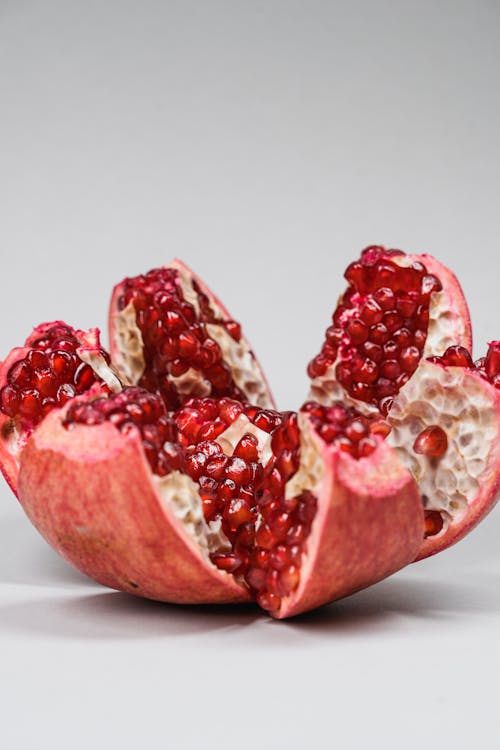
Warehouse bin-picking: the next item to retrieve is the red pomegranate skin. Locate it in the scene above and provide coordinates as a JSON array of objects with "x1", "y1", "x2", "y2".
[
  {"x1": 277, "y1": 433, "x2": 423, "y2": 618},
  {"x1": 17, "y1": 410, "x2": 249, "y2": 604}
]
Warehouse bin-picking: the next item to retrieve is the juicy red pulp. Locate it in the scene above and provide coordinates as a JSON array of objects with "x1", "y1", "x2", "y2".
[
  {"x1": 308, "y1": 246, "x2": 442, "y2": 413},
  {"x1": 64, "y1": 388, "x2": 382, "y2": 614},
  {"x1": 117, "y1": 268, "x2": 245, "y2": 410},
  {"x1": 0, "y1": 324, "x2": 107, "y2": 426}
]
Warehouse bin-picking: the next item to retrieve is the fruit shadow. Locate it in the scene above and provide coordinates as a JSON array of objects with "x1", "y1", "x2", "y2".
[
  {"x1": 288, "y1": 570, "x2": 500, "y2": 634},
  {"x1": 0, "y1": 515, "x2": 95, "y2": 589},
  {"x1": 1, "y1": 571, "x2": 498, "y2": 642}
]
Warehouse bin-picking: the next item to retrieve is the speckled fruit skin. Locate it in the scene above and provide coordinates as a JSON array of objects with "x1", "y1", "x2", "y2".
[
  {"x1": 276, "y1": 430, "x2": 424, "y2": 618},
  {"x1": 17, "y1": 406, "x2": 250, "y2": 605},
  {"x1": 16, "y1": 401, "x2": 423, "y2": 617}
]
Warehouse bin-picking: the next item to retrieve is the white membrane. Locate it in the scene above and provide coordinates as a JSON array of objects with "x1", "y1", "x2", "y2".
[{"x1": 387, "y1": 360, "x2": 497, "y2": 531}]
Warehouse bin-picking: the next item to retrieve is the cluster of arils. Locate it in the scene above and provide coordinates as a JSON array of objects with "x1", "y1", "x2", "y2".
[
  {"x1": 307, "y1": 247, "x2": 443, "y2": 413},
  {"x1": 0, "y1": 324, "x2": 105, "y2": 423},
  {"x1": 116, "y1": 267, "x2": 245, "y2": 409}
]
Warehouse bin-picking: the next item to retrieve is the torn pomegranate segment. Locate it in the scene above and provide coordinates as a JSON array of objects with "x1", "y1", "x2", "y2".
[
  {"x1": 308, "y1": 245, "x2": 472, "y2": 415},
  {"x1": 109, "y1": 260, "x2": 274, "y2": 411}
]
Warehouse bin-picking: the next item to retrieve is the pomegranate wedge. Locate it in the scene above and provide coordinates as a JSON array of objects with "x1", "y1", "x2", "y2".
[{"x1": 109, "y1": 260, "x2": 274, "y2": 410}]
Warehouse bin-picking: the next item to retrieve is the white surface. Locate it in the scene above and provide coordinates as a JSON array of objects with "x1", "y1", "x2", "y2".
[{"x1": 1, "y1": 1, "x2": 500, "y2": 747}]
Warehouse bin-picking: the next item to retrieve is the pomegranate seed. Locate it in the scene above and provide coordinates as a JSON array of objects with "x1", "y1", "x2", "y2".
[
  {"x1": 224, "y1": 457, "x2": 251, "y2": 485},
  {"x1": 345, "y1": 419, "x2": 367, "y2": 442},
  {"x1": 485, "y1": 342, "x2": 500, "y2": 378},
  {"x1": 18, "y1": 389, "x2": 41, "y2": 418},
  {"x1": 74, "y1": 363, "x2": 96, "y2": 393},
  {"x1": 27, "y1": 350, "x2": 49, "y2": 369},
  {"x1": 346, "y1": 319, "x2": 369, "y2": 345},
  {"x1": 211, "y1": 553, "x2": 241, "y2": 573},
  {"x1": 8, "y1": 360, "x2": 32, "y2": 389},
  {"x1": 413, "y1": 426, "x2": 448, "y2": 458},
  {"x1": 373, "y1": 287, "x2": 395, "y2": 311},
  {"x1": 357, "y1": 436, "x2": 377, "y2": 457},
  {"x1": 424, "y1": 510, "x2": 444, "y2": 537},
  {"x1": 223, "y1": 498, "x2": 254, "y2": 529},
  {"x1": 225, "y1": 321, "x2": 242, "y2": 341},
  {"x1": 255, "y1": 524, "x2": 275, "y2": 550},
  {"x1": 359, "y1": 299, "x2": 383, "y2": 325},
  {"x1": 379, "y1": 360, "x2": 401, "y2": 380},
  {"x1": 256, "y1": 591, "x2": 281, "y2": 612},
  {"x1": 344, "y1": 261, "x2": 367, "y2": 292},
  {"x1": 279, "y1": 565, "x2": 300, "y2": 595},
  {"x1": 246, "y1": 567, "x2": 267, "y2": 590},
  {"x1": 0, "y1": 386, "x2": 19, "y2": 417},
  {"x1": 400, "y1": 346, "x2": 421, "y2": 373}
]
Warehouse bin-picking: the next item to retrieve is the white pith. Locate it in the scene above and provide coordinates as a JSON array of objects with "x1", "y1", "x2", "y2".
[
  {"x1": 308, "y1": 254, "x2": 465, "y2": 415},
  {"x1": 387, "y1": 360, "x2": 497, "y2": 533},
  {"x1": 215, "y1": 413, "x2": 273, "y2": 465},
  {"x1": 112, "y1": 300, "x2": 146, "y2": 385},
  {"x1": 77, "y1": 349, "x2": 122, "y2": 394},
  {"x1": 112, "y1": 264, "x2": 273, "y2": 407},
  {"x1": 285, "y1": 413, "x2": 325, "y2": 500},
  {"x1": 154, "y1": 471, "x2": 230, "y2": 557}
]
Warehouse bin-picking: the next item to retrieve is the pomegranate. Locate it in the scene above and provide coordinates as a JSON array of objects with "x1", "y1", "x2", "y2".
[
  {"x1": 108, "y1": 260, "x2": 274, "y2": 410},
  {"x1": 0, "y1": 322, "x2": 121, "y2": 494},
  {"x1": 17, "y1": 388, "x2": 423, "y2": 617},
  {"x1": 306, "y1": 245, "x2": 500, "y2": 559}
]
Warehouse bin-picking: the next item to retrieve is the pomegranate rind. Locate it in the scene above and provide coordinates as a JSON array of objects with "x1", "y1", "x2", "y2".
[
  {"x1": 416, "y1": 254, "x2": 472, "y2": 357},
  {"x1": 108, "y1": 259, "x2": 275, "y2": 408},
  {"x1": 17, "y1": 408, "x2": 250, "y2": 604},
  {"x1": 388, "y1": 361, "x2": 500, "y2": 560},
  {"x1": 277, "y1": 428, "x2": 424, "y2": 619}
]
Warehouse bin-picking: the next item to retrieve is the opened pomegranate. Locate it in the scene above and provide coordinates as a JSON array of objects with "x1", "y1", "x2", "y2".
[
  {"x1": 108, "y1": 259, "x2": 274, "y2": 410},
  {"x1": 306, "y1": 245, "x2": 500, "y2": 558},
  {"x1": 17, "y1": 388, "x2": 423, "y2": 617}
]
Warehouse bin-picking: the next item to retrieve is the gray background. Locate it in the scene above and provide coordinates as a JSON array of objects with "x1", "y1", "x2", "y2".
[{"x1": 1, "y1": 1, "x2": 499, "y2": 747}]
